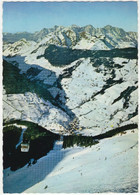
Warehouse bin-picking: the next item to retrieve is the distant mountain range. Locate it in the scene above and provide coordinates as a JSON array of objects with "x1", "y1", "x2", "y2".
[
  {"x1": 3, "y1": 25, "x2": 137, "y2": 50},
  {"x1": 3, "y1": 24, "x2": 138, "y2": 193}
]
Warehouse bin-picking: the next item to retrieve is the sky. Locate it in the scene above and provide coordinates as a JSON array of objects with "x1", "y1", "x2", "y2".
[{"x1": 3, "y1": 1, "x2": 138, "y2": 33}]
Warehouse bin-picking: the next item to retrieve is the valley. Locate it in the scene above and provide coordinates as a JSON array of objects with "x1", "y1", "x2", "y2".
[{"x1": 2, "y1": 24, "x2": 138, "y2": 193}]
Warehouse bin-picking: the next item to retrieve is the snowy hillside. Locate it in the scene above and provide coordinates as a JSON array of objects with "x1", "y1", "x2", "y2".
[
  {"x1": 3, "y1": 24, "x2": 138, "y2": 193},
  {"x1": 4, "y1": 129, "x2": 138, "y2": 193},
  {"x1": 60, "y1": 57, "x2": 138, "y2": 135},
  {"x1": 3, "y1": 47, "x2": 138, "y2": 136}
]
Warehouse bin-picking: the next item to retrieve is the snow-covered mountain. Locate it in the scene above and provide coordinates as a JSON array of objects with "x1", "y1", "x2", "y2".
[
  {"x1": 3, "y1": 46, "x2": 138, "y2": 136},
  {"x1": 3, "y1": 25, "x2": 137, "y2": 50},
  {"x1": 3, "y1": 24, "x2": 138, "y2": 193}
]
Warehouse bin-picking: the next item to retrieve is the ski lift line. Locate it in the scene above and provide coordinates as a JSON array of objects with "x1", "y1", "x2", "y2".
[
  {"x1": 3, "y1": 99, "x2": 23, "y2": 114},
  {"x1": 16, "y1": 127, "x2": 27, "y2": 149}
]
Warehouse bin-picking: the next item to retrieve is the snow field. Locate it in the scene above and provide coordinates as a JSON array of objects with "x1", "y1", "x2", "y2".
[{"x1": 3, "y1": 130, "x2": 137, "y2": 193}]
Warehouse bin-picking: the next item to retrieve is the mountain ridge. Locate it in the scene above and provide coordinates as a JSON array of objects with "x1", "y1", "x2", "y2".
[
  {"x1": 3, "y1": 24, "x2": 137, "y2": 34},
  {"x1": 3, "y1": 24, "x2": 137, "y2": 46},
  {"x1": 3, "y1": 24, "x2": 137, "y2": 59}
]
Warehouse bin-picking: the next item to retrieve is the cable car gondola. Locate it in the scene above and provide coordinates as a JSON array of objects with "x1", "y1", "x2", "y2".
[{"x1": 21, "y1": 140, "x2": 30, "y2": 152}]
